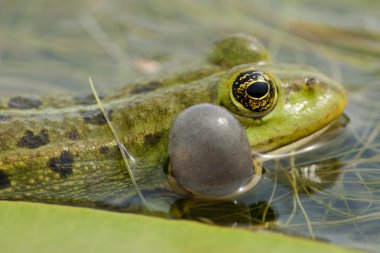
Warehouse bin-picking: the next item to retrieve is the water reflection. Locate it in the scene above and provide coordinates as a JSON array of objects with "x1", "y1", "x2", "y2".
[
  {"x1": 268, "y1": 158, "x2": 342, "y2": 194},
  {"x1": 170, "y1": 199, "x2": 276, "y2": 227}
]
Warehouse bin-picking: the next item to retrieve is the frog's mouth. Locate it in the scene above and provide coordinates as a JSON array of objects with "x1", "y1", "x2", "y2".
[{"x1": 253, "y1": 114, "x2": 349, "y2": 160}]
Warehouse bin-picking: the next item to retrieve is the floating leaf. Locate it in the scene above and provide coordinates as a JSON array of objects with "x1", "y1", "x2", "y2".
[{"x1": 0, "y1": 201, "x2": 359, "y2": 253}]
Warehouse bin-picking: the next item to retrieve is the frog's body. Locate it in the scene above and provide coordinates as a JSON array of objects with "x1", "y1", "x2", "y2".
[{"x1": 0, "y1": 35, "x2": 346, "y2": 210}]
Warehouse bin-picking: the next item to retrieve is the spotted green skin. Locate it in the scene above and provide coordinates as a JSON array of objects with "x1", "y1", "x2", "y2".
[{"x1": 0, "y1": 35, "x2": 346, "y2": 210}]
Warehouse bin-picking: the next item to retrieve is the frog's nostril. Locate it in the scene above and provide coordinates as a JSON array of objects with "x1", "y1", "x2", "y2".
[{"x1": 305, "y1": 77, "x2": 320, "y2": 87}]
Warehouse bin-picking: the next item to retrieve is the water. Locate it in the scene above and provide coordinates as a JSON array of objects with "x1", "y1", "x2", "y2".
[{"x1": 1, "y1": 0, "x2": 380, "y2": 252}]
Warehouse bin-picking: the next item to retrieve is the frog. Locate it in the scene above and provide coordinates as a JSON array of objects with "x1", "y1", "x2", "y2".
[{"x1": 0, "y1": 34, "x2": 347, "y2": 211}]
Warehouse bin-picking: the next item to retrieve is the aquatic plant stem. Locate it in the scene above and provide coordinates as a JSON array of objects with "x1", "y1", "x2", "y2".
[{"x1": 88, "y1": 76, "x2": 151, "y2": 211}]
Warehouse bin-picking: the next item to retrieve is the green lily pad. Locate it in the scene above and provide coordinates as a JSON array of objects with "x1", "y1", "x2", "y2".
[{"x1": 0, "y1": 201, "x2": 360, "y2": 253}]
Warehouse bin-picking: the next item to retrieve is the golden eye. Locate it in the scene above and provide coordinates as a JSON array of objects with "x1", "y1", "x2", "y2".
[{"x1": 229, "y1": 69, "x2": 278, "y2": 118}]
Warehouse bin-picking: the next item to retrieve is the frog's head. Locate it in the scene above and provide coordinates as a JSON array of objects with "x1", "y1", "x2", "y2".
[
  {"x1": 167, "y1": 35, "x2": 347, "y2": 199},
  {"x1": 211, "y1": 35, "x2": 347, "y2": 152}
]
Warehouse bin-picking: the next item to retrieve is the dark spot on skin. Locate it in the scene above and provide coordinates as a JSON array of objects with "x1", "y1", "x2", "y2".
[
  {"x1": 99, "y1": 145, "x2": 110, "y2": 154},
  {"x1": 17, "y1": 129, "x2": 50, "y2": 149},
  {"x1": 74, "y1": 94, "x2": 104, "y2": 105},
  {"x1": 8, "y1": 96, "x2": 42, "y2": 109},
  {"x1": 48, "y1": 150, "x2": 74, "y2": 178},
  {"x1": 0, "y1": 170, "x2": 10, "y2": 189},
  {"x1": 81, "y1": 109, "x2": 113, "y2": 125},
  {"x1": 67, "y1": 129, "x2": 79, "y2": 140},
  {"x1": 0, "y1": 114, "x2": 12, "y2": 122},
  {"x1": 144, "y1": 132, "x2": 162, "y2": 145},
  {"x1": 130, "y1": 81, "x2": 161, "y2": 95},
  {"x1": 163, "y1": 157, "x2": 170, "y2": 175}
]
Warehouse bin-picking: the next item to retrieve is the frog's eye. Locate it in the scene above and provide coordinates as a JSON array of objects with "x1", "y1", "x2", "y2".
[{"x1": 219, "y1": 68, "x2": 278, "y2": 118}]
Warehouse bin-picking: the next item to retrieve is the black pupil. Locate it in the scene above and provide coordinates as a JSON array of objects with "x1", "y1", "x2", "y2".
[{"x1": 246, "y1": 81, "x2": 269, "y2": 98}]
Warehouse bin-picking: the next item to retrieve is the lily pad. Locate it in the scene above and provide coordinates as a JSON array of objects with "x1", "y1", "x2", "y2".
[{"x1": 0, "y1": 201, "x2": 360, "y2": 253}]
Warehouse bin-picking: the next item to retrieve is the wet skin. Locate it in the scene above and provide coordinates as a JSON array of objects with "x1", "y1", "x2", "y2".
[{"x1": 0, "y1": 35, "x2": 346, "y2": 209}]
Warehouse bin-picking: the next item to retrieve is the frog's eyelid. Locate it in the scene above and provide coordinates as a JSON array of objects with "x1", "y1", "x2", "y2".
[{"x1": 88, "y1": 76, "x2": 151, "y2": 211}]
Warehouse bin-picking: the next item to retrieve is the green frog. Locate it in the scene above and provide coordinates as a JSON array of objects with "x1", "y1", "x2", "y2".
[{"x1": 0, "y1": 34, "x2": 346, "y2": 210}]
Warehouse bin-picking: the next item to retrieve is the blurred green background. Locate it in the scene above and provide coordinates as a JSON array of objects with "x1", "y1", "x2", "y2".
[{"x1": 1, "y1": 0, "x2": 379, "y2": 94}]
